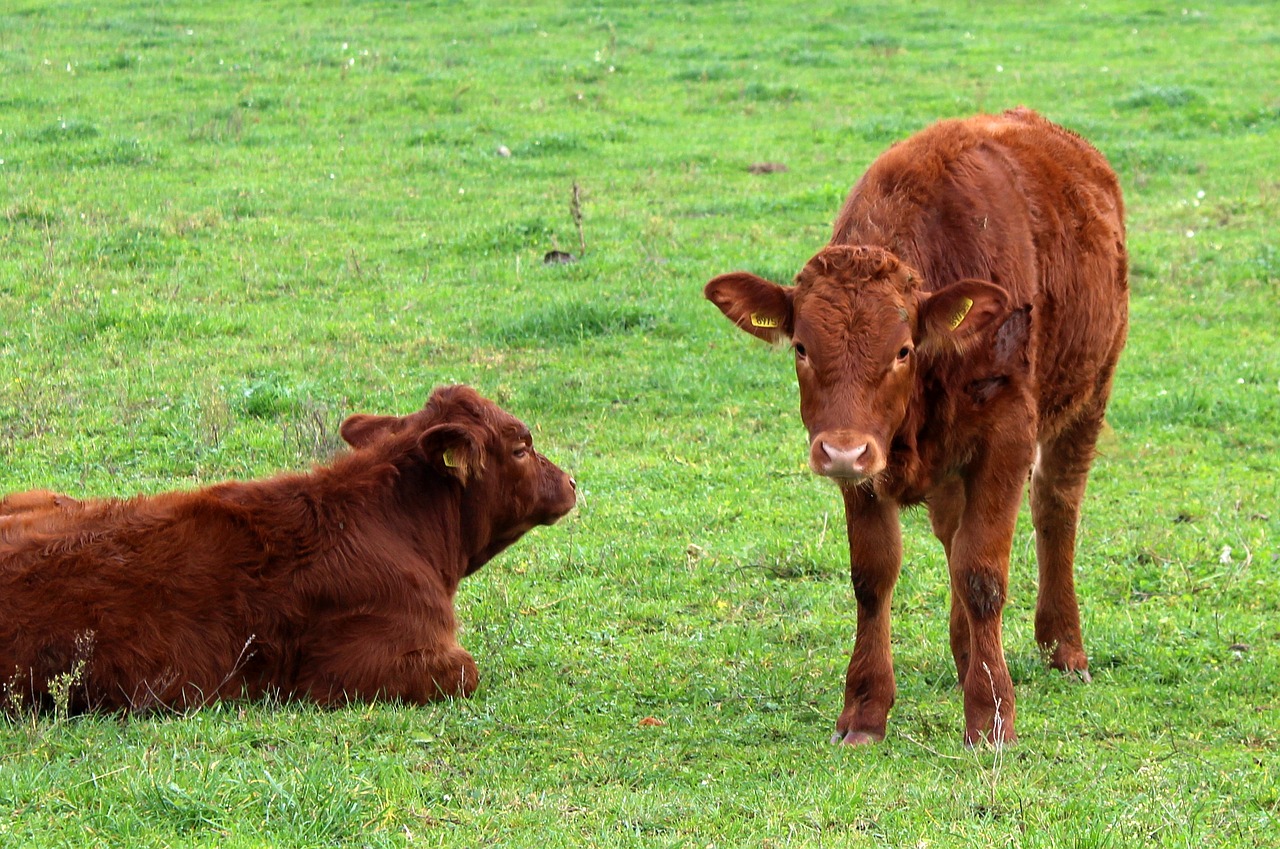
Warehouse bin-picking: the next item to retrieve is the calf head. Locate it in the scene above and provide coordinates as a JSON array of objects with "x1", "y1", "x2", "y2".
[
  {"x1": 705, "y1": 245, "x2": 1010, "y2": 485},
  {"x1": 341, "y1": 385, "x2": 577, "y2": 570}
]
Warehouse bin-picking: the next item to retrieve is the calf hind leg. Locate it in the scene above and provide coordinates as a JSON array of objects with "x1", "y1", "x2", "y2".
[
  {"x1": 1031, "y1": 414, "x2": 1106, "y2": 681},
  {"x1": 927, "y1": 479, "x2": 971, "y2": 683}
]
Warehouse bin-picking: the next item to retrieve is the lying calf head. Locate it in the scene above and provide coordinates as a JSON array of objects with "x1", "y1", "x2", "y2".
[{"x1": 340, "y1": 385, "x2": 578, "y2": 574}]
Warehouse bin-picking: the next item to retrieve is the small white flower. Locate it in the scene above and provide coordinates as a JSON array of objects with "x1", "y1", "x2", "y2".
[
  {"x1": 1185, "y1": 230, "x2": 1195, "y2": 238},
  {"x1": 1196, "y1": 189, "x2": 1205, "y2": 199},
  {"x1": 1219, "y1": 545, "x2": 1232, "y2": 565},
  {"x1": 342, "y1": 42, "x2": 349, "y2": 50},
  {"x1": 996, "y1": 65, "x2": 1004, "y2": 72},
  {"x1": 186, "y1": 29, "x2": 194, "y2": 35},
  {"x1": 329, "y1": 173, "x2": 335, "y2": 179},
  {"x1": 1237, "y1": 378, "x2": 1245, "y2": 384}
]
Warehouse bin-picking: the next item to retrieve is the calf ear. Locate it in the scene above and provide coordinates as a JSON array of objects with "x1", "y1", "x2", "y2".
[
  {"x1": 419, "y1": 424, "x2": 484, "y2": 485},
  {"x1": 339, "y1": 414, "x2": 400, "y2": 448},
  {"x1": 915, "y1": 279, "x2": 1010, "y2": 356},
  {"x1": 704, "y1": 272, "x2": 794, "y2": 344}
]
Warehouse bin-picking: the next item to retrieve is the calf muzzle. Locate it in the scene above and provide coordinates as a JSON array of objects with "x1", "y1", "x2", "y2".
[{"x1": 809, "y1": 432, "x2": 885, "y2": 482}]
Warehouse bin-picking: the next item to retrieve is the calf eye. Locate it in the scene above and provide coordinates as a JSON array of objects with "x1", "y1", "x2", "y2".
[
  {"x1": 897, "y1": 346, "x2": 911, "y2": 361},
  {"x1": 513, "y1": 446, "x2": 530, "y2": 459},
  {"x1": 794, "y1": 343, "x2": 807, "y2": 358}
]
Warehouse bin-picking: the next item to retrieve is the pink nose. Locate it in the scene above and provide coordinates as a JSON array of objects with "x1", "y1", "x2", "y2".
[{"x1": 821, "y1": 441, "x2": 868, "y2": 476}]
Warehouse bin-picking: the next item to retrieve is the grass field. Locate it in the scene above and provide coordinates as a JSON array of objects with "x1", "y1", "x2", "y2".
[{"x1": 2, "y1": 1, "x2": 1278, "y2": 846}]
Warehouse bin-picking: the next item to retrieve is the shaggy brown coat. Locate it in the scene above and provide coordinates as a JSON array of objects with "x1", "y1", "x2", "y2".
[
  {"x1": 0, "y1": 385, "x2": 576, "y2": 713},
  {"x1": 705, "y1": 108, "x2": 1128, "y2": 745}
]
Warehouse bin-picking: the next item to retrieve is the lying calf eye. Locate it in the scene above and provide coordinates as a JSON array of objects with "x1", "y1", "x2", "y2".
[
  {"x1": 513, "y1": 446, "x2": 530, "y2": 459},
  {"x1": 794, "y1": 343, "x2": 807, "y2": 358},
  {"x1": 897, "y1": 346, "x2": 911, "y2": 361}
]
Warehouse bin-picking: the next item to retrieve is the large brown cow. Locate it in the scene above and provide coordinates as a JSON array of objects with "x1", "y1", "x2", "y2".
[
  {"x1": 705, "y1": 109, "x2": 1127, "y2": 745},
  {"x1": 0, "y1": 385, "x2": 576, "y2": 713}
]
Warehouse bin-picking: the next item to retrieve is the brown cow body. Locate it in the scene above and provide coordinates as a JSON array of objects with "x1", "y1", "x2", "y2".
[
  {"x1": 0, "y1": 386, "x2": 576, "y2": 713},
  {"x1": 706, "y1": 109, "x2": 1128, "y2": 744}
]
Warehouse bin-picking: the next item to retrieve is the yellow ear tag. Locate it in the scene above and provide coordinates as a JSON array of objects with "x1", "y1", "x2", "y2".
[
  {"x1": 750, "y1": 313, "x2": 780, "y2": 329},
  {"x1": 948, "y1": 297, "x2": 974, "y2": 331},
  {"x1": 442, "y1": 449, "x2": 458, "y2": 468}
]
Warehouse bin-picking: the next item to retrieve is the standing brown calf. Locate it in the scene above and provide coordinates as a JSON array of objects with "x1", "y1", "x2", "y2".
[
  {"x1": 0, "y1": 385, "x2": 576, "y2": 713},
  {"x1": 705, "y1": 109, "x2": 1128, "y2": 744}
]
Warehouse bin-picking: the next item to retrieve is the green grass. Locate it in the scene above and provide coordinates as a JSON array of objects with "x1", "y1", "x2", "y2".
[{"x1": 2, "y1": 1, "x2": 1278, "y2": 845}]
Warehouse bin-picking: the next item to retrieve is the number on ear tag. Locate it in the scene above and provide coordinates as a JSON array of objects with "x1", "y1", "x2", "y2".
[
  {"x1": 750, "y1": 313, "x2": 780, "y2": 329},
  {"x1": 442, "y1": 449, "x2": 458, "y2": 468},
  {"x1": 948, "y1": 298, "x2": 974, "y2": 331}
]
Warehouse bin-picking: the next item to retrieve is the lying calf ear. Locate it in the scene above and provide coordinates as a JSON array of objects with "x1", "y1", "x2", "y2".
[
  {"x1": 704, "y1": 271, "x2": 794, "y2": 344},
  {"x1": 418, "y1": 424, "x2": 485, "y2": 485},
  {"x1": 915, "y1": 279, "x2": 1010, "y2": 357},
  {"x1": 339, "y1": 413, "x2": 401, "y2": 448}
]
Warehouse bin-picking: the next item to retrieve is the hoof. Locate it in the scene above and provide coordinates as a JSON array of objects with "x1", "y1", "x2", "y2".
[
  {"x1": 1046, "y1": 644, "x2": 1090, "y2": 680},
  {"x1": 831, "y1": 730, "x2": 883, "y2": 746}
]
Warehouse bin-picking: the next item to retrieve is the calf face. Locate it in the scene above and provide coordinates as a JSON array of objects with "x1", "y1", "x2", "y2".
[
  {"x1": 340, "y1": 385, "x2": 577, "y2": 573},
  {"x1": 706, "y1": 246, "x2": 1009, "y2": 483}
]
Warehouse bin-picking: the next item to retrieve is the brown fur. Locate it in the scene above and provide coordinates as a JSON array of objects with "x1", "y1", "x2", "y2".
[
  {"x1": 705, "y1": 109, "x2": 1128, "y2": 745},
  {"x1": 0, "y1": 386, "x2": 576, "y2": 713}
]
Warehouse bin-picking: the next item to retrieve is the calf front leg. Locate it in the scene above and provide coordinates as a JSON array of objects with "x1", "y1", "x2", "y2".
[
  {"x1": 404, "y1": 645, "x2": 480, "y2": 701},
  {"x1": 951, "y1": 453, "x2": 1028, "y2": 746},
  {"x1": 926, "y1": 478, "x2": 970, "y2": 683},
  {"x1": 833, "y1": 489, "x2": 901, "y2": 745},
  {"x1": 302, "y1": 607, "x2": 479, "y2": 705}
]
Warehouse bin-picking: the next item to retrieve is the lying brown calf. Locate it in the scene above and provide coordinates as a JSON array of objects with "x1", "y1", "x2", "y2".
[{"x1": 0, "y1": 385, "x2": 576, "y2": 713}]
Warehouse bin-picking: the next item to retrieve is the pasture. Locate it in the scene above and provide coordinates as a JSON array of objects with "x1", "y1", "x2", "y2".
[{"x1": 1, "y1": 1, "x2": 1277, "y2": 845}]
